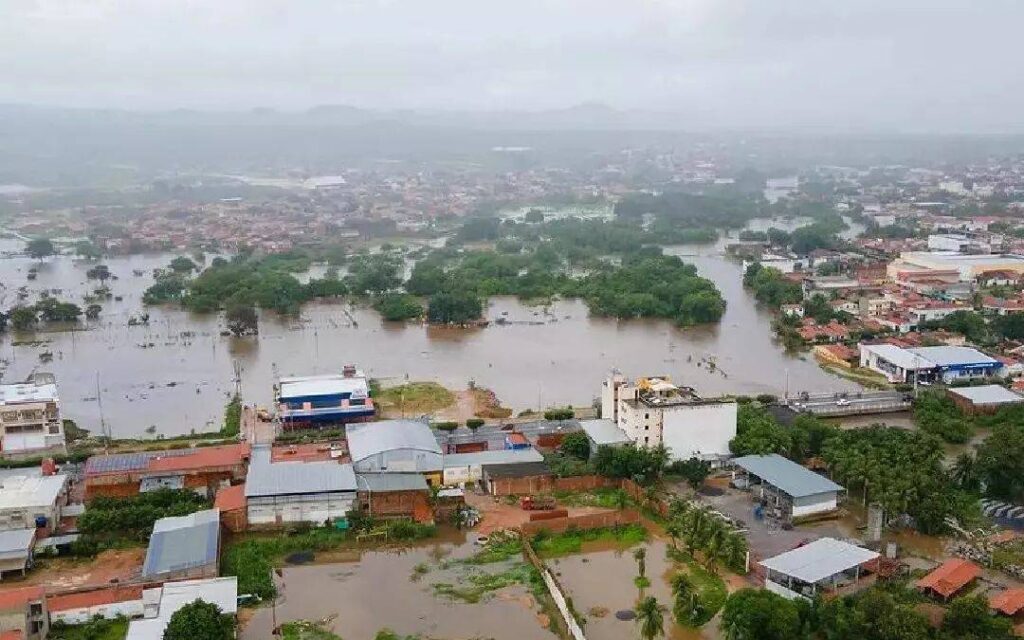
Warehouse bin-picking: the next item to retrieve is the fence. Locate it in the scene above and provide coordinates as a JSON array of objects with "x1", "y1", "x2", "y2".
[
  {"x1": 489, "y1": 474, "x2": 619, "y2": 497},
  {"x1": 520, "y1": 509, "x2": 641, "y2": 536},
  {"x1": 522, "y1": 534, "x2": 586, "y2": 640}
]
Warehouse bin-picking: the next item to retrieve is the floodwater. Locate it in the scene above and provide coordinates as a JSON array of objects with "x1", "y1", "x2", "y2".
[
  {"x1": 550, "y1": 537, "x2": 715, "y2": 640},
  {"x1": 239, "y1": 535, "x2": 553, "y2": 640},
  {"x1": 0, "y1": 224, "x2": 858, "y2": 438}
]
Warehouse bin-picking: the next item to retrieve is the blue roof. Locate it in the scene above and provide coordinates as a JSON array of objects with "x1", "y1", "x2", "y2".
[
  {"x1": 142, "y1": 509, "x2": 220, "y2": 578},
  {"x1": 733, "y1": 454, "x2": 844, "y2": 498}
]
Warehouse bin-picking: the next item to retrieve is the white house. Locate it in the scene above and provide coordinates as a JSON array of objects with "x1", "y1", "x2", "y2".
[{"x1": 0, "y1": 376, "x2": 65, "y2": 454}]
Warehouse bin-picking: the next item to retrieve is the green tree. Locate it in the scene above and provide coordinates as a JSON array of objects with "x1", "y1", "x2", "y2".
[
  {"x1": 558, "y1": 432, "x2": 591, "y2": 460},
  {"x1": 524, "y1": 209, "x2": 545, "y2": 223},
  {"x1": 992, "y1": 312, "x2": 1024, "y2": 340},
  {"x1": 346, "y1": 253, "x2": 404, "y2": 295},
  {"x1": 721, "y1": 589, "x2": 802, "y2": 640},
  {"x1": 373, "y1": 293, "x2": 423, "y2": 321},
  {"x1": 85, "y1": 304, "x2": 102, "y2": 320},
  {"x1": 26, "y1": 238, "x2": 55, "y2": 260},
  {"x1": 9, "y1": 306, "x2": 37, "y2": 330},
  {"x1": 85, "y1": 264, "x2": 112, "y2": 281},
  {"x1": 169, "y1": 256, "x2": 199, "y2": 274},
  {"x1": 427, "y1": 291, "x2": 483, "y2": 324},
  {"x1": 225, "y1": 303, "x2": 258, "y2": 336},
  {"x1": 672, "y1": 457, "x2": 711, "y2": 491},
  {"x1": 633, "y1": 546, "x2": 647, "y2": 579},
  {"x1": 35, "y1": 298, "x2": 82, "y2": 322},
  {"x1": 74, "y1": 240, "x2": 102, "y2": 259},
  {"x1": 163, "y1": 600, "x2": 234, "y2": 640},
  {"x1": 977, "y1": 421, "x2": 1024, "y2": 501},
  {"x1": 635, "y1": 596, "x2": 666, "y2": 640},
  {"x1": 671, "y1": 573, "x2": 700, "y2": 626},
  {"x1": 940, "y1": 595, "x2": 1013, "y2": 640},
  {"x1": 730, "y1": 404, "x2": 792, "y2": 456}
]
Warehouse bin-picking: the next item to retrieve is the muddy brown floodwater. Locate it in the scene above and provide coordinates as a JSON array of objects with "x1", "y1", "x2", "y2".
[
  {"x1": 239, "y1": 535, "x2": 554, "y2": 640},
  {"x1": 0, "y1": 227, "x2": 859, "y2": 438}
]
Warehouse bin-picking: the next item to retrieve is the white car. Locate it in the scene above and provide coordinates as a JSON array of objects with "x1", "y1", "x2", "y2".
[{"x1": 835, "y1": 398, "x2": 851, "y2": 407}]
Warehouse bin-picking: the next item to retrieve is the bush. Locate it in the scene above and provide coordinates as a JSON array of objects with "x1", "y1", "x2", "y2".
[
  {"x1": 79, "y1": 489, "x2": 212, "y2": 541},
  {"x1": 558, "y1": 432, "x2": 591, "y2": 460},
  {"x1": 465, "y1": 418, "x2": 485, "y2": 429},
  {"x1": 433, "y1": 421, "x2": 459, "y2": 432},
  {"x1": 543, "y1": 407, "x2": 575, "y2": 420}
]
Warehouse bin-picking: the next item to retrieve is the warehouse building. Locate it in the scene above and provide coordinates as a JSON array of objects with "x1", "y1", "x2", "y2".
[
  {"x1": 346, "y1": 420, "x2": 443, "y2": 483},
  {"x1": 733, "y1": 454, "x2": 845, "y2": 521},
  {"x1": 142, "y1": 508, "x2": 220, "y2": 582},
  {"x1": 947, "y1": 385, "x2": 1024, "y2": 415},
  {"x1": 859, "y1": 344, "x2": 1000, "y2": 384},
  {"x1": 245, "y1": 446, "x2": 357, "y2": 527}
]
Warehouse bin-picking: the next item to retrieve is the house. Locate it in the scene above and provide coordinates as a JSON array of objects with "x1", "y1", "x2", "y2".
[
  {"x1": 916, "y1": 559, "x2": 981, "y2": 601},
  {"x1": 355, "y1": 473, "x2": 432, "y2": 522},
  {"x1": 0, "y1": 474, "x2": 69, "y2": 533},
  {"x1": 732, "y1": 454, "x2": 845, "y2": 521},
  {"x1": 441, "y1": 448, "x2": 545, "y2": 486},
  {"x1": 780, "y1": 304, "x2": 803, "y2": 318},
  {"x1": 244, "y1": 446, "x2": 356, "y2": 527},
  {"x1": 0, "y1": 587, "x2": 46, "y2": 640},
  {"x1": 797, "y1": 320, "x2": 850, "y2": 343},
  {"x1": 275, "y1": 366, "x2": 375, "y2": 426},
  {"x1": 0, "y1": 530, "x2": 36, "y2": 580},
  {"x1": 760, "y1": 538, "x2": 879, "y2": 601},
  {"x1": 142, "y1": 509, "x2": 220, "y2": 582},
  {"x1": 579, "y1": 419, "x2": 631, "y2": 456},
  {"x1": 946, "y1": 385, "x2": 1024, "y2": 415},
  {"x1": 47, "y1": 586, "x2": 144, "y2": 625},
  {"x1": 982, "y1": 296, "x2": 1024, "y2": 315},
  {"x1": 989, "y1": 588, "x2": 1024, "y2": 618},
  {"x1": 0, "y1": 375, "x2": 65, "y2": 455},
  {"x1": 482, "y1": 461, "x2": 554, "y2": 496},
  {"x1": 126, "y1": 577, "x2": 237, "y2": 640},
  {"x1": 213, "y1": 484, "x2": 247, "y2": 533},
  {"x1": 346, "y1": 420, "x2": 444, "y2": 484},
  {"x1": 84, "y1": 443, "x2": 250, "y2": 499},
  {"x1": 601, "y1": 372, "x2": 736, "y2": 464}
]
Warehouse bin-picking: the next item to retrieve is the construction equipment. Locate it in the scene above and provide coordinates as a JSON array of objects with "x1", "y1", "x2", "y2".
[{"x1": 520, "y1": 495, "x2": 556, "y2": 511}]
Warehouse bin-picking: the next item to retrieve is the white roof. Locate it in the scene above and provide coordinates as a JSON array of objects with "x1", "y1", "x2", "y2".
[
  {"x1": 0, "y1": 528, "x2": 35, "y2": 559},
  {"x1": 907, "y1": 346, "x2": 998, "y2": 367},
  {"x1": 0, "y1": 382, "x2": 58, "y2": 404},
  {"x1": 127, "y1": 577, "x2": 237, "y2": 640},
  {"x1": 760, "y1": 538, "x2": 879, "y2": 584},
  {"x1": 580, "y1": 419, "x2": 631, "y2": 446},
  {"x1": 278, "y1": 373, "x2": 368, "y2": 399},
  {"x1": 442, "y1": 448, "x2": 544, "y2": 468},
  {"x1": 346, "y1": 420, "x2": 442, "y2": 463},
  {"x1": 0, "y1": 474, "x2": 67, "y2": 510},
  {"x1": 860, "y1": 343, "x2": 934, "y2": 371},
  {"x1": 948, "y1": 385, "x2": 1024, "y2": 405}
]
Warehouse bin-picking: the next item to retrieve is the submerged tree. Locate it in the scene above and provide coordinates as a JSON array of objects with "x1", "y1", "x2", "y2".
[{"x1": 635, "y1": 596, "x2": 667, "y2": 640}]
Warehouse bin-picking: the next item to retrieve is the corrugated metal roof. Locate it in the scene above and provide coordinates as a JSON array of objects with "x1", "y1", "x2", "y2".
[
  {"x1": 346, "y1": 420, "x2": 442, "y2": 463},
  {"x1": 142, "y1": 509, "x2": 220, "y2": 579},
  {"x1": 482, "y1": 461, "x2": 551, "y2": 479},
  {"x1": 733, "y1": 454, "x2": 843, "y2": 498},
  {"x1": 443, "y1": 448, "x2": 543, "y2": 468},
  {"x1": 355, "y1": 473, "x2": 428, "y2": 492},
  {"x1": 0, "y1": 529, "x2": 34, "y2": 558},
  {"x1": 861, "y1": 343, "x2": 935, "y2": 371},
  {"x1": 580, "y1": 419, "x2": 631, "y2": 445},
  {"x1": 245, "y1": 446, "x2": 357, "y2": 497},
  {"x1": 948, "y1": 385, "x2": 1024, "y2": 405},
  {"x1": 907, "y1": 345, "x2": 998, "y2": 367},
  {"x1": 85, "y1": 449, "x2": 194, "y2": 475},
  {"x1": 279, "y1": 374, "x2": 368, "y2": 400},
  {"x1": 760, "y1": 538, "x2": 879, "y2": 583},
  {"x1": 0, "y1": 474, "x2": 67, "y2": 510}
]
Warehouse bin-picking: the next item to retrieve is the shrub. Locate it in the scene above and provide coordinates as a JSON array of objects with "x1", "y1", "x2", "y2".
[{"x1": 466, "y1": 418, "x2": 485, "y2": 429}]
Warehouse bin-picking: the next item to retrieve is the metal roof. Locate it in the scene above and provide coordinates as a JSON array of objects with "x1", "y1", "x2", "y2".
[
  {"x1": 245, "y1": 446, "x2": 357, "y2": 497},
  {"x1": 0, "y1": 474, "x2": 67, "y2": 509},
  {"x1": 85, "y1": 449, "x2": 194, "y2": 475},
  {"x1": 0, "y1": 382, "x2": 58, "y2": 404},
  {"x1": 0, "y1": 529, "x2": 35, "y2": 560},
  {"x1": 580, "y1": 419, "x2": 631, "y2": 446},
  {"x1": 860, "y1": 343, "x2": 936, "y2": 371},
  {"x1": 346, "y1": 420, "x2": 442, "y2": 463},
  {"x1": 907, "y1": 345, "x2": 998, "y2": 367},
  {"x1": 278, "y1": 373, "x2": 368, "y2": 400},
  {"x1": 482, "y1": 461, "x2": 551, "y2": 479},
  {"x1": 948, "y1": 385, "x2": 1024, "y2": 405},
  {"x1": 127, "y1": 577, "x2": 237, "y2": 640},
  {"x1": 760, "y1": 537, "x2": 879, "y2": 583},
  {"x1": 355, "y1": 473, "x2": 428, "y2": 492},
  {"x1": 443, "y1": 448, "x2": 544, "y2": 468},
  {"x1": 733, "y1": 454, "x2": 843, "y2": 498},
  {"x1": 142, "y1": 509, "x2": 220, "y2": 579}
]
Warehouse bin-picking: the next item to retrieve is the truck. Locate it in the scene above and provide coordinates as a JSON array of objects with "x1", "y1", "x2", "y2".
[{"x1": 519, "y1": 495, "x2": 556, "y2": 511}]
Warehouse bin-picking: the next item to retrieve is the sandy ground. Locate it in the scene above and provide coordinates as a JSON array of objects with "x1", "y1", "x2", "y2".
[
  {"x1": 464, "y1": 490, "x2": 616, "y2": 535},
  {"x1": 0, "y1": 548, "x2": 144, "y2": 592}
]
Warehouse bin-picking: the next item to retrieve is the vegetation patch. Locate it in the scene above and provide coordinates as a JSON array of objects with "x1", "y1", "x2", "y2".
[
  {"x1": 552, "y1": 487, "x2": 632, "y2": 510},
  {"x1": 530, "y1": 523, "x2": 648, "y2": 558},
  {"x1": 374, "y1": 382, "x2": 455, "y2": 415},
  {"x1": 49, "y1": 616, "x2": 129, "y2": 640},
  {"x1": 667, "y1": 548, "x2": 728, "y2": 627},
  {"x1": 280, "y1": 620, "x2": 343, "y2": 640},
  {"x1": 78, "y1": 488, "x2": 211, "y2": 542},
  {"x1": 432, "y1": 562, "x2": 535, "y2": 604},
  {"x1": 464, "y1": 534, "x2": 523, "y2": 564}
]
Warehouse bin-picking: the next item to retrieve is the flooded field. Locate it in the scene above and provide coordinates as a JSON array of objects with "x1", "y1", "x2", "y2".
[
  {"x1": 240, "y1": 535, "x2": 553, "y2": 640},
  {"x1": 0, "y1": 225, "x2": 858, "y2": 438},
  {"x1": 551, "y1": 537, "x2": 716, "y2": 640}
]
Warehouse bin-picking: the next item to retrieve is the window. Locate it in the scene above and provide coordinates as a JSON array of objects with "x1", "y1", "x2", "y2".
[
  {"x1": 644, "y1": 425, "x2": 649, "y2": 431},
  {"x1": 644, "y1": 413, "x2": 649, "y2": 419},
  {"x1": 644, "y1": 437, "x2": 649, "y2": 445}
]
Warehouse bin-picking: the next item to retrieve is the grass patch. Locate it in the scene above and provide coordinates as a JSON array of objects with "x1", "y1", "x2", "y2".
[
  {"x1": 667, "y1": 548, "x2": 728, "y2": 627},
  {"x1": 281, "y1": 620, "x2": 343, "y2": 640},
  {"x1": 530, "y1": 523, "x2": 648, "y2": 558},
  {"x1": 49, "y1": 616, "x2": 129, "y2": 640},
  {"x1": 375, "y1": 382, "x2": 455, "y2": 415},
  {"x1": 432, "y1": 563, "x2": 534, "y2": 603},
  {"x1": 553, "y1": 487, "x2": 631, "y2": 509},
  {"x1": 464, "y1": 535, "x2": 523, "y2": 564}
]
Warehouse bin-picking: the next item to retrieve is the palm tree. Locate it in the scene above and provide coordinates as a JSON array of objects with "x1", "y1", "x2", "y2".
[
  {"x1": 704, "y1": 524, "x2": 726, "y2": 573},
  {"x1": 668, "y1": 497, "x2": 690, "y2": 520},
  {"x1": 720, "y1": 531, "x2": 748, "y2": 573},
  {"x1": 670, "y1": 573, "x2": 696, "y2": 624},
  {"x1": 635, "y1": 596, "x2": 666, "y2": 640},
  {"x1": 665, "y1": 521, "x2": 683, "y2": 550},
  {"x1": 633, "y1": 546, "x2": 647, "y2": 579},
  {"x1": 952, "y1": 452, "x2": 979, "y2": 492}
]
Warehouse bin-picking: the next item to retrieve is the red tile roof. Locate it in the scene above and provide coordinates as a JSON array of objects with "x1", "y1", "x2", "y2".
[
  {"x1": 214, "y1": 484, "x2": 247, "y2": 512},
  {"x1": 0, "y1": 586, "x2": 44, "y2": 611},
  {"x1": 916, "y1": 559, "x2": 981, "y2": 599},
  {"x1": 990, "y1": 589, "x2": 1024, "y2": 616},
  {"x1": 146, "y1": 443, "x2": 249, "y2": 473},
  {"x1": 47, "y1": 586, "x2": 143, "y2": 612}
]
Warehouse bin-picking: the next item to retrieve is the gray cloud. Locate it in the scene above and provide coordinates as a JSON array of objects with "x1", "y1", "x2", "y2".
[{"x1": 0, "y1": 0, "x2": 1020, "y2": 132}]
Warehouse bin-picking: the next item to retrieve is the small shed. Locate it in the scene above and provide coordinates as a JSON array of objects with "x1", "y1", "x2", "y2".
[
  {"x1": 733, "y1": 454, "x2": 844, "y2": 520},
  {"x1": 0, "y1": 529, "x2": 36, "y2": 580},
  {"x1": 579, "y1": 419, "x2": 630, "y2": 456},
  {"x1": 760, "y1": 537, "x2": 879, "y2": 600},
  {"x1": 916, "y1": 558, "x2": 981, "y2": 601},
  {"x1": 482, "y1": 461, "x2": 553, "y2": 496},
  {"x1": 946, "y1": 385, "x2": 1024, "y2": 415},
  {"x1": 355, "y1": 473, "x2": 431, "y2": 522},
  {"x1": 142, "y1": 509, "x2": 220, "y2": 581}
]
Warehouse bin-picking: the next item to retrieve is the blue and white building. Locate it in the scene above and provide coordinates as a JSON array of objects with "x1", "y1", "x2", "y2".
[
  {"x1": 859, "y1": 344, "x2": 1000, "y2": 383},
  {"x1": 275, "y1": 366, "x2": 375, "y2": 426}
]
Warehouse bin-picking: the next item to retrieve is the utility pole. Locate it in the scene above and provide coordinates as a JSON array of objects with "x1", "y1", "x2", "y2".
[{"x1": 96, "y1": 373, "x2": 108, "y2": 453}]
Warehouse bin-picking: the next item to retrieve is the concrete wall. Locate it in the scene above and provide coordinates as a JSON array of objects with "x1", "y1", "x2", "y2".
[
  {"x1": 791, "y1": 493, "x2": 838, "y2": 518},
  {"x1": 247, "y1": 492, "x2": 355, "y2": 526},
  {"x1": 520, "y1": 510, "x2": 640, "y2": 536},
  {"x1": 662, "y1": 402, "x2": 737, "y2": 461},
  {"x1": 51, "y1": 600, "x2": 144, "y2": 625}
]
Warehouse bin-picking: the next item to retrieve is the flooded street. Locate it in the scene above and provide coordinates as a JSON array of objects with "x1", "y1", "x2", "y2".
[
  {"x1": 0, "y1": 227, "x2": 858, "y2": 438},
  {"x1": 240, "y1": 535, "x2": 553, "y2": 640}
]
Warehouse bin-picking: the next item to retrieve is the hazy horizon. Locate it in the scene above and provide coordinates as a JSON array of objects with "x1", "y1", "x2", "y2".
[{"x1": 2, "y1": 1, "x2": 1023, "y2": 134}]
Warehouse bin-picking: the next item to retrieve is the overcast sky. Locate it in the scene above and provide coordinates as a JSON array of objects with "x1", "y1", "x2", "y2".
[{"x1": 1, "y1": 0, "x2": 1021, "y2": 132}]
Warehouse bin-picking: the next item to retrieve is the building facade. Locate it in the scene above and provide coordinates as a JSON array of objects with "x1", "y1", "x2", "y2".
[
  {"x1": 0, "y1": 376, "x2": 65, "y2": 455},
  {"x1": 275, "y1": 366, "x2": 375, "y2": 426}
]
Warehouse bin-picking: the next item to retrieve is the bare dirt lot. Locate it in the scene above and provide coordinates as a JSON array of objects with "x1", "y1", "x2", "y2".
[
  {"x1": 465, "y1": 490, "x2": 616, "y2": 534},
  {"x1": 0, "y1": 548, "x2": 145, "y2": 593}
]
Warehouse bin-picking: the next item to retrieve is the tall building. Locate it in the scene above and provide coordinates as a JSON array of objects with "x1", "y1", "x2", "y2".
[
  {"x1": 0, "y1": 374, "x2": 65, "y2": 455},
  {"x1": 601, "y1": 371, "x2": 736, "y2": 464}
]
